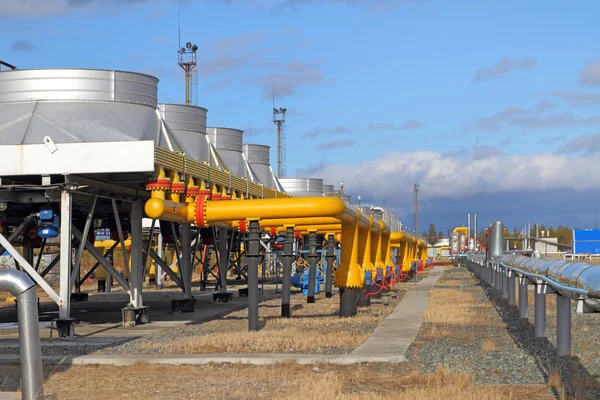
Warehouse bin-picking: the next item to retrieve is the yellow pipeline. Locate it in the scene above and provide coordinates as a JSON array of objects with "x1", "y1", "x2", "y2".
[
  {"x1": 335, "y1": 207, "x2": 363, "y2": 288},
  {"x1": 361, "y1": 215, "x2": 375, "y2": 278},
  {"x1": 453, "y1": 226, "x2": 468, "y2": 236},
  {"x1": 267, "y1": 224, "x2": 342, "y2": 235}
]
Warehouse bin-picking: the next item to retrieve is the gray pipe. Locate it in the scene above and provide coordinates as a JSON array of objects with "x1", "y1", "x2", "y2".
[{"x1": 1, "y1": 269, "x2": 44, "y2": 399}]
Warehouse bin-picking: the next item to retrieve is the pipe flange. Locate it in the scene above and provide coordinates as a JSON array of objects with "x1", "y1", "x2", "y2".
[
  {"x1": 196, "y1": 195, "x2": 208, "y2": 228},
  {"x1": 145, "y1": 178, "x2": 172, "y2": 191},
  {"x1": 170, "y1": 182, "x2": 186, "y2": 194}
]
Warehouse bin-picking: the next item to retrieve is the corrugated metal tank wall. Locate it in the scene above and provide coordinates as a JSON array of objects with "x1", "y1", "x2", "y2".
[
  {"x1": 279, "y1": 178, "x2": 324, "y2": 197},
  {"x1": 243, "y1": 144, "x2": 283, "y2": 191},
  {"x1": 0, "y1": 68, "x2": 187, "y2": 153},
  {"x1": 207, "y1": 127, "x2": 256, "y2": 182},
  {"x1": 158, "y1": 104, "x2": 210, "y2": 162}
]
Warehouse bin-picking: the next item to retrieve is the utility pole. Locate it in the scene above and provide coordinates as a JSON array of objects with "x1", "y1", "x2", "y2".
[
  {"x1": 413, "y1": 184, "x2": 419, "y2": 237},
  {"x1": 178, "y1": 42, "x2": 198, "y2": 105}
]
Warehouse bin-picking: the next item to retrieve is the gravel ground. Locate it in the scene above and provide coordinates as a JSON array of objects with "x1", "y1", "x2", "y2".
[
  {"x1": 94, "y1": 274, "x2": 423, "y2": 356},
  {"x1": 408, "y1": 263, "x2": 600, "y2": 399}
]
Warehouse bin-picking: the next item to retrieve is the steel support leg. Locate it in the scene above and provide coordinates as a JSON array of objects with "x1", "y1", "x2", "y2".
[
  {"x1": 325, "y1": 234, "x2": 335, "y2": 298},
  {"x1": 507, "y1": 270, "x2": 516, "y2": 306},
  {"x1": 340, "y1": 287, "x2": 359, "y2": 317},
  {"x1": 246, "y1": 220, "x2": 261, "y2": 331},
  {"x1": 502, "y1": 269, "x2": 509, "y2": 299},
  {"x1": 519, "y1": 279, "x2": 529, "y2": 319},
  {"x1": 129, "y1": 201, "x2": 143, "y2": 308},
  {"x1": 306, "y1": 231, "x2": 318, "y2": 304},
  {"x1": 534, "y1": 284, "x2": 547, "y2": 338},
  {"x1": 156, "y1": 233, "x2": 163, "y2": 289},
  {"x1": 181, "y1": 224, "x2": 192, "y2": 299},
  {"x1": 218, "y1": 228, "x2": 229, "y2": 294},
  {"x1": 281, "y1": 227, "x2": 294, "y2": 317},
  {"x1": 556, "y1": 294, "x2": 571, "y2": 357},
  {"x1": 59, "y1": 190, "x2": 72, "y2": 320}
]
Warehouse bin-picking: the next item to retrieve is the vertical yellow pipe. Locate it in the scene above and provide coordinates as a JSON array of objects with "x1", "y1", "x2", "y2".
[{"x1": 334, "y1": 210, "x2": 364, "y2": 288}]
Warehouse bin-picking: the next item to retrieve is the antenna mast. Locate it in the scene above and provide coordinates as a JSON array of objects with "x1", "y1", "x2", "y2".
[
  {"x1": 272, "y1": 85, "x2": 287, "y2": 178},
  {"x1": 178, "y1": 41, "x2": 197, "y2": 105}
]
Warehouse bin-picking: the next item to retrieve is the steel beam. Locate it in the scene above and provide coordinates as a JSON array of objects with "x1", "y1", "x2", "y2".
[
  {"x1": 111, "y1": 199, "x2": 130, "y2": 278},
  {"x1": 129, "y1": 201, "x2": 143, "y2": 308},
  {"x1": 149, "y1": 249, "x2": 184, "y2": 289},
  {"x1": 59, "y1": 189, "x2": 73, "y2": 319},
  {"x1": 71, "y1": 196, "x2": 97, "y2": 292},
  {"x1": 72, "y1": 227, "x2": 130, "y2": 292},
  {"x1": 218, "y1": 228, "x2": 229, "y2": 294}
]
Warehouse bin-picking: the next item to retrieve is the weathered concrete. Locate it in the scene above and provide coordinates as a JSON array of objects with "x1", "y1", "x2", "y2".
[
  {"x1": 0, "y1": 392, "x2": 17, "y2": 400},
  {"x1": 351, "y1": 265, "x2": 444, "y2": 358}
]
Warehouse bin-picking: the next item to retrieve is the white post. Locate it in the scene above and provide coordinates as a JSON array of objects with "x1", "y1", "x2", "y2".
[
  {"x1": 129, "y1": 201, "x2": 143, "y2": 308},
  {"x1": 59, "y1": 189, "x2": 72, "y2": 319}
]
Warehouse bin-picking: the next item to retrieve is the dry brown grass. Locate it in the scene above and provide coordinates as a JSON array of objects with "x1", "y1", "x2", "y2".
[
  {"x1": 134, "y1": 285, "x2": 410, "y2": 355},
  {"x1": 27, "y1": 362, "x2": 552, "y2": 400},
  {"x1": 481, "y1": 339, "x2": 500, "y2": 352}
]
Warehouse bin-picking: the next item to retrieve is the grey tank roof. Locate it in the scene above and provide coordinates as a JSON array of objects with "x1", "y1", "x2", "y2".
[{"x1": 0, "y1": 68, "x2": 186, "y2": 153}]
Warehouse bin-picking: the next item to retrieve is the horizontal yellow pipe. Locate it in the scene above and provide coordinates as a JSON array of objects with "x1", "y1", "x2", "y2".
[
  {"x1": 453, "y1": 227, "x2": 467, "y2": 235},
  {"x1": 233, "y1": 217, "x2": 340, "y2": 228},
  {"x1": 204, "y1": 197, "x2": 351, "y2": 223}
]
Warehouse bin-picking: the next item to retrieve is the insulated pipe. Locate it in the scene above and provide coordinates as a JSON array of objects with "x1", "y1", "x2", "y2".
[
  {"x1": 0, "y1": 269, "x2": 44, "y2": 399},
  {"x1": 306, "y1": 230, "x2": 318, "y2": 304},
  {"x1": 281, "y1": 226, "x2": 294, "y2": 317}
]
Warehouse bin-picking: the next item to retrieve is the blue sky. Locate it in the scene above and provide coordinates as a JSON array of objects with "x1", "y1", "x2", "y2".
[{"x1": 2, "y1": 0, "x2": 600, "y2": 233}]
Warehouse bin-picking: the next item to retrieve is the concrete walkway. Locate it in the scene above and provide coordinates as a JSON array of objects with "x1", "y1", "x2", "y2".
[
  {"x1": 0, "y1": 266, "x2": 445, "y2": 367},
  {"x1": 351, "y1": 265, "x2": 444, "y2": 361}
]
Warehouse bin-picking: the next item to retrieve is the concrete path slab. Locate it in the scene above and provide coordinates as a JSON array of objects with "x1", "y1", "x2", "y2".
[
  {"x1": 350, "y1": 265, "x2": 444, "y2": 360},
  {"x1": 0, "y1": 267, "x2": 445, "y2": 367},
  {"x1": 0, "y1": 392, "x2": 16, "y2": 400}
]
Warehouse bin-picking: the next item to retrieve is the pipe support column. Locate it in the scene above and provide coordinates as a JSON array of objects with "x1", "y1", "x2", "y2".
[
  {"x1": 325, "y1": 234, "x2": 335, "y2": 298},
  {"x1": 306, "y1": 231, "x2": 318, "y2": 304},
  {"x1": 246, "y1": 220, "x2": 261, "y2": 331},
  {"x1": 534, "y1": 283, "x2": 547, "y2": 338},
  {"x1": 519, "y1": 278, "x2": 529, "y2": 319},
  {"x1": 281, "y1": 227, "x2": 294, "y2": 317},
  {"x1": 556, "y1": 294, "x2": 572, "y2": 357}
]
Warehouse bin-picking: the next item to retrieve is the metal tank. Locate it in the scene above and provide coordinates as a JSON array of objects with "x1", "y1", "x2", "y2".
[
  {"x1": 207, "y1": 127, "x2": 256, "y2": 181},
  {"x1": 159, "y1": 104, "x2": 213, "y2": 163},
  {"x1": 0, "y1": 68, "x2": 188, "y2": 153},
  {"x1": 450, "y1": 233, "x2": 459, "y2": 256},
  {"x1": 279, "y1": 178, "x2": 323, "y2": 197},
  {"x1": 322, "y1": 184, "x2": 335, "y2": 196},
  {"x1": 343, "y1": 195, "x2": 351, "y2": 203},
  {"x1": 243, "y1": 144, "x2": 284, "y2": 191},
  {"x1": 458, "y1": 234, "x2": 467, "y2": 251}
]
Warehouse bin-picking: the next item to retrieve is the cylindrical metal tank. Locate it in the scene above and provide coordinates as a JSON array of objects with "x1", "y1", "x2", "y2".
[
  {"x1": 279, "y1": 178, "x2": 323, "y2": 197},
  {"x1": 450, "y1": 233, "x2": 459, "y2": 256},
  {"x1": 322, "y1": 184, "x2": 334, "y2": 196},
  {"x1": 458, "y1": 234, "x2": 467, "y2": 251},
  {"x1": 207, "y1": 127, "x2": 255, "y2": 181},
  {"x1": 0, "y1": 68, "x2": 164, "y2": 146},
  {"x1": 243, "y1": 144, "x2": 283, "y2": 190},
  {"x1": 0, "y1": 68, "x2": 158, "y2": 105},
  {"x1": 159, "y1": 104, "x2": 209, "y2": 162}
]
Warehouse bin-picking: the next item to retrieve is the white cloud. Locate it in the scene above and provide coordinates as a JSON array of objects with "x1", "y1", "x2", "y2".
[
  {"x1": 302, "y1": 150, "x2": 600, "y2": 211},
  {"x1": 472, "y1": 57, "x2": 536, "y2": 82}
]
